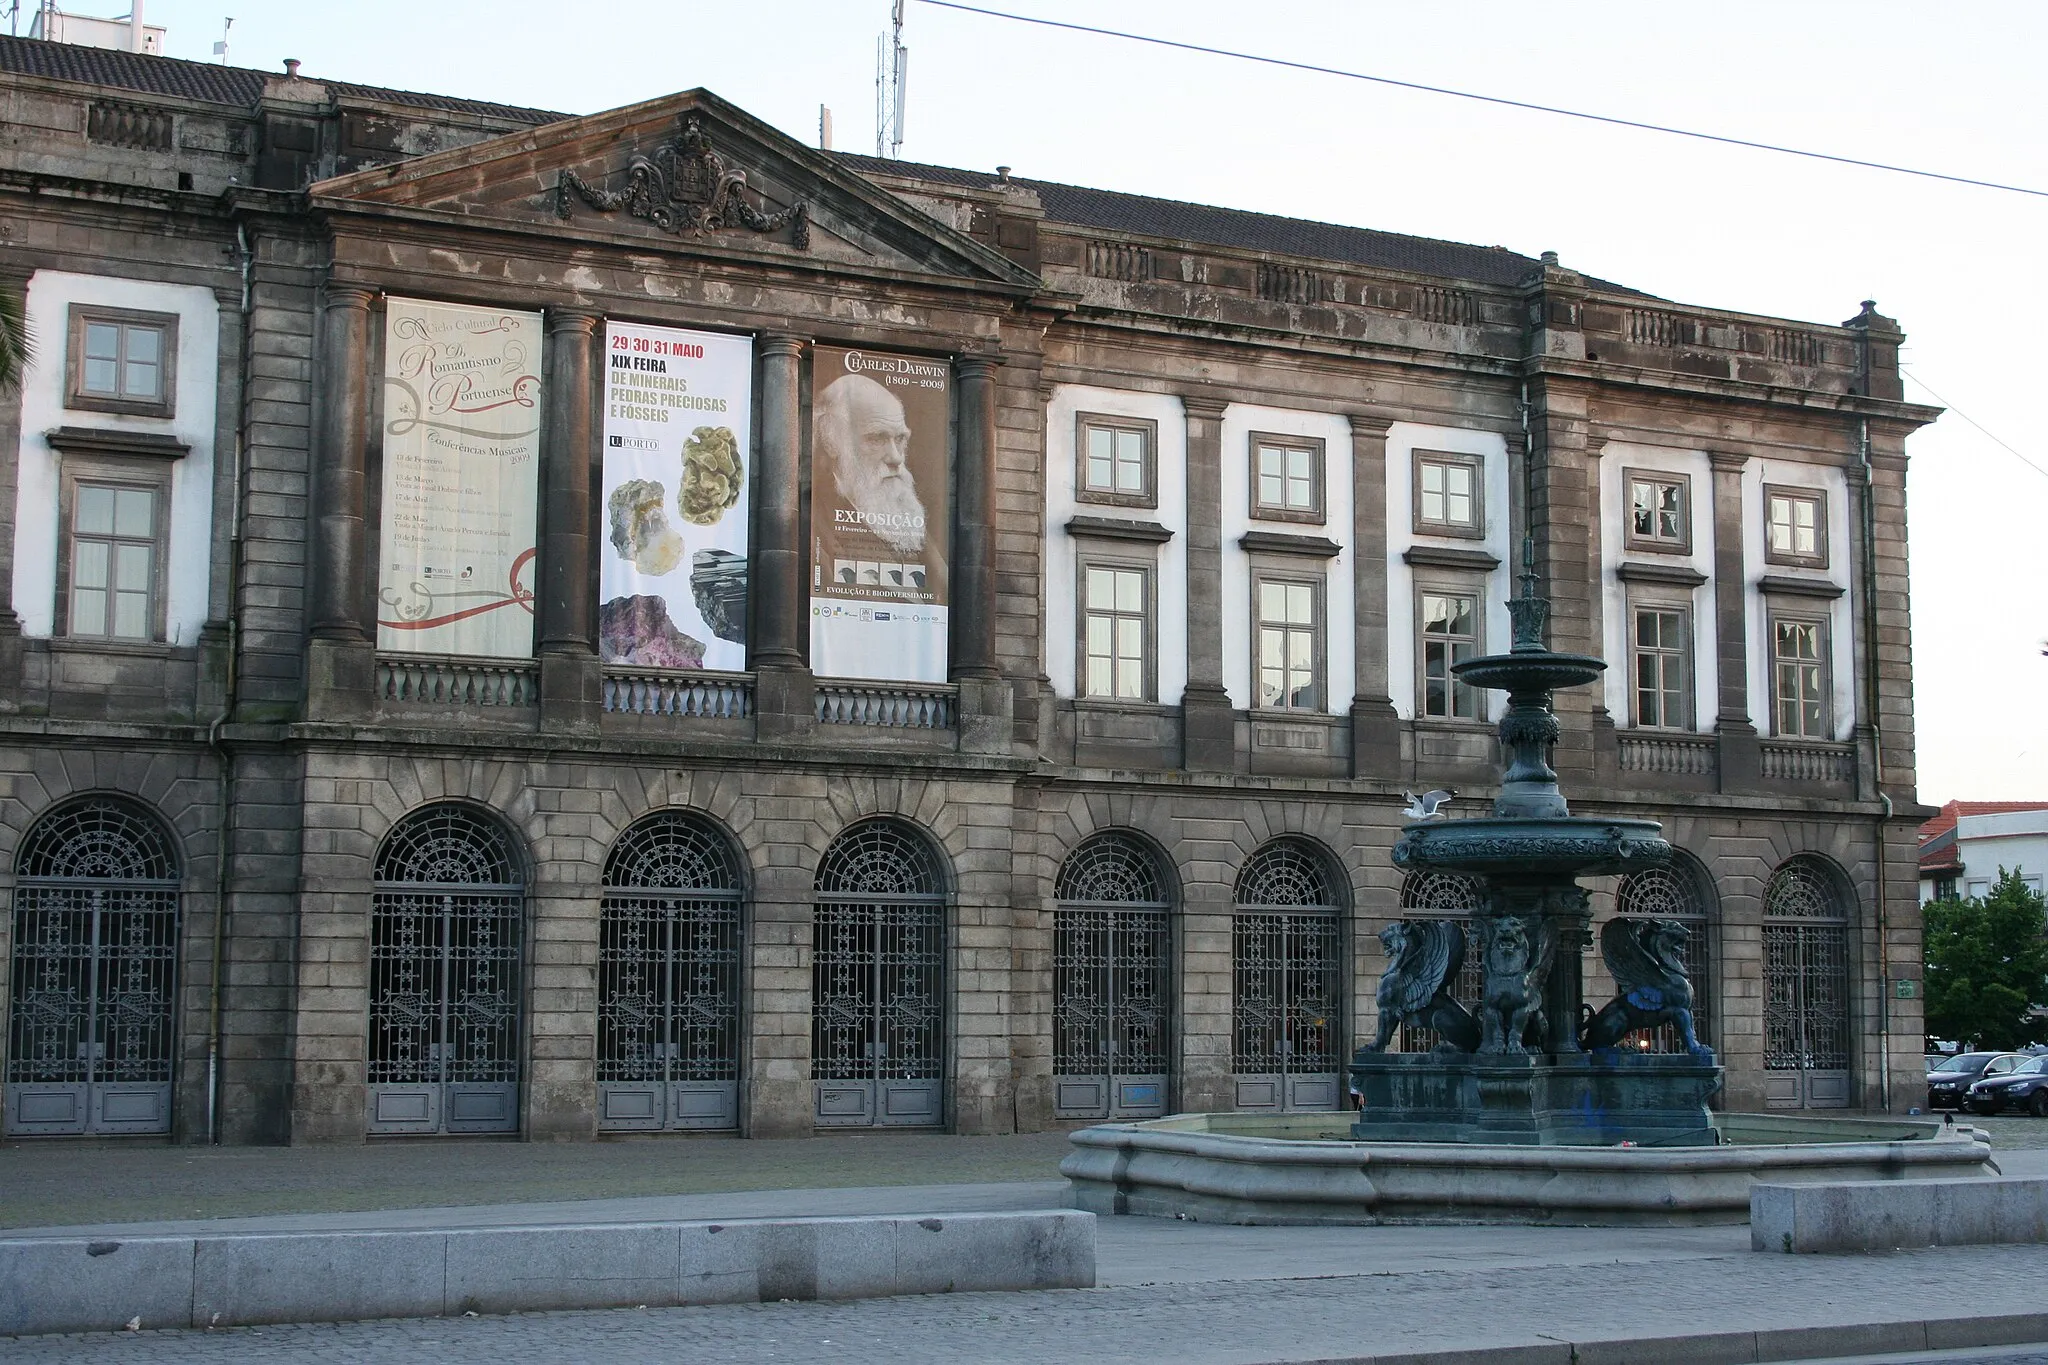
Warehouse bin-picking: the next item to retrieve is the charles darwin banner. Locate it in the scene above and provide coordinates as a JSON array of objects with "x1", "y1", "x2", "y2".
[
  {"x1": 808, "y1": 345, "x2": 950, "y2": 683},
  {"x1": 376, "y1": 298, "x2": 543, "y2": 658},
  {"x1": 599, "y1": 322, "x2": 753, "y2": 671}
]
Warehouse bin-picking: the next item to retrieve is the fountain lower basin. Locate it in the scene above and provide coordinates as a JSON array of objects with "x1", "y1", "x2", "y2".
[{"x1": 1062, "y1": 1112, "x2": 1997, "y2": 1226}]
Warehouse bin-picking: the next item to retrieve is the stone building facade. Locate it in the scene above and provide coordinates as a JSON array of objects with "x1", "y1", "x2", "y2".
[{"x1": 0, "y1": 38, "x2": 1936, "y2": 1144}]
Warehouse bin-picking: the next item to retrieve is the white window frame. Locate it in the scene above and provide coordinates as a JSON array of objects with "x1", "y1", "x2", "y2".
[
  {"x1": 1416, "y1": 580, "x2": 1484, "y2": 721},
  {"x1": 1077, "y1": 553, "x2": 1156, "y2": 702}
]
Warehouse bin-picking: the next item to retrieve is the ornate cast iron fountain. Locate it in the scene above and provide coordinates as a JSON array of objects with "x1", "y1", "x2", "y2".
[{"x1": 1351, "y1": 547, "x2": 1723, "y2": 1145}]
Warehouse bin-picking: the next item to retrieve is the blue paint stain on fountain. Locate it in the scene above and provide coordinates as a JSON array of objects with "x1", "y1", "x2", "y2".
[{"x1": 1349, "y1": 543, "x2": 1724, "y2": 1145}]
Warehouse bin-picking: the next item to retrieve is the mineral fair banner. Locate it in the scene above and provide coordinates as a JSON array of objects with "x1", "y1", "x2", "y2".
[
  {"x1": 600, "y1": 322, "x2": 753, "y2": 671},
  {"x1": 808, "y1": 345, "x2": 950, "y2": 683},
  {"x1": 376, "y1": 298, "x2": 543, "y2": 658}
]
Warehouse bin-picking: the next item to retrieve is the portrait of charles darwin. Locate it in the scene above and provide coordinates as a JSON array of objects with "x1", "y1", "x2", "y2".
[{"x1": 810, "y1": 355, "x2": 950, "y2": 603}]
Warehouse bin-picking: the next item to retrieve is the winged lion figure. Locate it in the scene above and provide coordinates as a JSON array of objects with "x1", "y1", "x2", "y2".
[{"x1": 1364, "y1": 919, "x2": 1479, "y2": 1053}]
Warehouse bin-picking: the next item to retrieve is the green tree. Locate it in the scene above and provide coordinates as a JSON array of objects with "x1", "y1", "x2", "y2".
[
  {"x1": 0, "y1": 282, "x2": 29, "y2": 393},
  {"x1": 1925, "y1": 867, "x2": 2048, "y2": 1050}
]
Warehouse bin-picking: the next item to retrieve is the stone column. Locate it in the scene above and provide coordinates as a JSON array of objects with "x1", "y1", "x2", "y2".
[
  {"x1": 305, "y1": 283, "x2": 377, "y2": 720},
  {"x1": 751, "y1": 333, "x2": 813, "y2": 739},
  {"x1": 953, "y1": 354, "x2": 1011, "y2": 755},
  {"x1": 538, "y1": 308, "x2": 600, "y2": 734},
  {"x1": 1708, "y1": 450, "x2": 1759, "y2": 791},
  {"x1": 1180, "y1": 393, "x2": 1234, "y2": 771},
  {"x1": 1346, "y1": 414, "x2": 1399, "y2": 777}
]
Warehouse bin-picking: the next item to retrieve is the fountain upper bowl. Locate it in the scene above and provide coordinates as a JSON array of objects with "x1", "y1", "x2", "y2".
[
  {"x1": 1452, "y1": 649, "x2": 1606, "y2": 693},
  {"x1": 1393, "y1": 816, "x2": 1671, "y2": 879}
]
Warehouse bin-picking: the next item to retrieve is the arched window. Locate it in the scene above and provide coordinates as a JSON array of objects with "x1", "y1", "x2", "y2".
[
  {"x1": 812, "y1": 819, "x2": 947, "y2": 1128},
  {"x1": 6, "y1": 798, "x2": 180, "y2": 1136},
  {"x1": 1390, "y1": 870, "x2": 1485, "y2": 1052},
  {"x1": 1232, "y1": 838, "x2": 1344, "y2": 1111},
  {"x1": 1615, "y1": 857, "x2": 1715, "y2": 1051},
  {"x1": 1052, "y1": 832, "x2": 1172, "y2": 1121},
  {"x1": 1763, "y1": 855, "x2": 1853, "y2": 1109},
  {"x1": 598, "y1": 812, "x2": 744, "y2": 1132},
  {"x1": 367, "y1": 805, "x2": 523, "y2": 1136}
]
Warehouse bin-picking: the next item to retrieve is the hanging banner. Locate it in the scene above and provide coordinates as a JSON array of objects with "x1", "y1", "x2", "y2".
[
  {"x1": 809, "y1": 346, "x2": 950, "y2": 682},
  {"x1": 376, "y1": 298, "x2": 543, "y2": 658},
  {"x1": 599, "y1": 322, "x2": 754, "y2": 671}
]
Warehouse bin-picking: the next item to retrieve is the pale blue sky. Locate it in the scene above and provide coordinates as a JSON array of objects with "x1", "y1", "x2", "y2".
[{"x1": 85, "y1": 0, "x2": 2048, "y2": 803}]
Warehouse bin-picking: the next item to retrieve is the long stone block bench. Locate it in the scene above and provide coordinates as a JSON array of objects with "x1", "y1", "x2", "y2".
[
  {"x1": 1753, "y1": 1176, "x2": 2048, "y2": 1253},
  {"x1": 0, "y1": 1209, "x2": 1096, "y2": 1337}
]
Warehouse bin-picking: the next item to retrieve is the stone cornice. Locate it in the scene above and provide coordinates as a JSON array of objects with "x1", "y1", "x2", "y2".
[
  {"x1": 1239, "y1": 530, "x2": 1342, "y2": 559},
  {"x1": 1402, "y1": 545, "x2": 1501, "y2": 572},
  {"x1": 1757, "y1": 574, "x2": 1845, "y2": 600},
  {"x1": 1066, "y1": 515, "x2": 1173, "y2": 544},
  {"x1": 1616, "y1": 560, "x2": 1709, "y2": 589}
]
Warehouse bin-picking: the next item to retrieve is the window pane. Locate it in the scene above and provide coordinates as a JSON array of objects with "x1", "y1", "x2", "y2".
[
  {"x1": 1258, "y1": 452, "x2": 1283, "y2": 506},
  {"x1": 1087, "y1": 654, "x2": 1111, "y2": 697},
  {"x1": 113, "y1": 487, "x2": 153, "y2": 538},
  {"x1": 1085, "y1": 428, "x2": 1113, "y2": 489},
  {"x1": 1419, "y1": 460, "x2": 1444, "y2": 521},
  {"x1": 1113, "y1": 569, "x2": 1141, "y2": 614},
  {"x1": 1116, "y1": 616, "x2": 1142, "y2": 663},
  {"x1": 1086, "y1": 615, "x2": 1111, "y2": 658},
  {"x1": 1260, "y1": 581, "x2": 1284, "y2": 621},
  {"x1": 1444, "y1": 464, "x2": 1473, "y2": 526},
  {"x1": 112, "y1": 587, "x2": 148, "y2": 640},
  {"x1": 1631, "y1": 482, "x2": 1656, "y2": 537},
  {"x1": 75, "y1": 484, "x2": 115, "y2": 536},
  {"x1": 1116, "y1": 656, "x2": 1142, "y2": 699},
  {"x1": 83, "y1": 323, "x2": 120, "y2": 393},
  {"x1": 1260, "y1": 626, "x2": 1283, "y2": 670},
  {"x1": 1087, "y1": 451, "x2": 1113, "y2": 489},
  {"x1": 125, "y1": 325, "x2": 160, "y2": 365},
  {"x1": 1286, "y1": 582, "x2": 1312, "y2": 624},
  {"x1": 1115, "y1": 430, "x2": 1145, "y2": 492},
  {"x1": 1288, "y1": 629, "x2": 1312, "y2": 671},
  {"x1": 71, "y1": 587, "x2": 106, "y2": 635},
  {"x1": 124, "y1": 355, "x2": 160, "y2": 399},
  {"x1": 72, "y1": 539, "x2": 108, "y2": 590},
  {"x1": 1086, "y1": 567, "x2": 1112, "y2": 609},
  {"x1": 114, "y1": 542, "x2": 151, "y2": 592},
  {"x1": 1658, "y1": 484, "x2": 1683, "y2": 539},
  {"x1": 1445, "y1": 595, "x2": 1474, "y2": 637}
]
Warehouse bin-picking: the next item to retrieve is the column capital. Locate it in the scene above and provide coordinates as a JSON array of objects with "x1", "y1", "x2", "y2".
[
  {"x1": 759, "y1": 332, "x2": 807, "y2": 359},
  {"x1": 1345, "y1": 413, "x2": 1394, "y2": 438},
  {"x1": 545, "y1": 306, "x2": 601, "y2": 336},
  {"x1": 323, "y1": 283, "x2": 378, "y2": 313},
  {"x1": 1709, "y1": 449, "x2": 1752, "y2": 473},
  {"x1": 953, "y1": 353, "x2": 1004, "y2": 381},
  {"x1": 1503, "y1": 430, "x2": 1529, "y2": 456},
  {"x1": 1180, "y1": 393, "x2": 1229, "y2": 420}
]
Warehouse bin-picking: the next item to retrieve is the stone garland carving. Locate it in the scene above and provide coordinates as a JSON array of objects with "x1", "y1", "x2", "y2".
[
  {"x1": 557, "y1": 112, "x2": 810, "y2": 249},
  {"x1": 1580, "y1": 917, "x2": 1713, "y2": 1058},
  {"x1": 1365, "y1": 920, "x2": 1479, "y2": 1052}
]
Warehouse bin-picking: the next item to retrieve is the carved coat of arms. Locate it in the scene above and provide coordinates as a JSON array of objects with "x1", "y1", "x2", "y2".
[{"x1": 557, "y1": 113, "x2": 810, "y2": 249}]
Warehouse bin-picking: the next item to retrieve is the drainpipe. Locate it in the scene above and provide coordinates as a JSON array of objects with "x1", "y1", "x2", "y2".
[
  {"x1": 1858, "y1": 415, "x2": 1893, "y2": 1112},
  {"x1": 205, "y1": 221, "x2": 254, "y2": 1144}
]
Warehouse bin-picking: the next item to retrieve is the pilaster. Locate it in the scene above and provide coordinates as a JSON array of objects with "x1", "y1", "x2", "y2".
[
  {"x1": 538, "y1": 307, "x2": 600, "y2": 735},
  {"x1": 953, "y1": 354, "x2": 1011, "y2": 755},
  {"x1": 0, "y1": 263, "x2": 30, "y2": 710},
  {"x1": 1346, "y1": 413, "x2": 1399, "y2": 777},
  {"x1": 1180, "y1": 392, "x2": 1233, "y2": 771},
  {"x1": 1708, "y1": 449, "x2": 1760, "y2": 791},
  {"x1": 751, "y1": 333, "x2": 813, "y2": 740},
  {"x1": 305, "y1": 283, "x2": 377, "y2": 721}
]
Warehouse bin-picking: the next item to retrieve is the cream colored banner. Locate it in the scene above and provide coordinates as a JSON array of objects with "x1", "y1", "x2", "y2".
[{"x1": 376, "y1": 298, "x2": 543, "y2": 658}]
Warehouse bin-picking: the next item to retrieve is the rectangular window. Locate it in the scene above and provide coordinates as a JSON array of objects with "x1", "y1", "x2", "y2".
[
  {"x1": 1075, "y1": 414, "x2": 1156, "y2": 508},
  {"x1": 1419, "y1": 589, "x2": 1481, "y2": 719},
  {"x1": 1771, "y1": 615, "x2": 1830, "y2": 738},
  {"x1": 1081, "y1": 562, "x2": 1151, "y2": 701},
  {"x1": 1250, "y1": 434, "x2": 1323, "y2": 522},
  {"x1": 65, "y1": 480, "x2": 161, "y2": 640},
  {"x1": 1765, "y1": 486, "x2": 1827, "y2": 568},
  {"x1": 66, "y1": 305, "x2": 177, "y2": 418},
  {"x1": 1254, "y1": 575, "x2": 1322, "y2": 711},
  {"x1": 1626, "y1": 470, "x2": 1691, "y2": 553},
  {"x1": 1413, "y1": 450, "x2": 1483, "y2": 538},
  {"x1": 1631, "y1": 604, "x2": 1691, "y2": 729}
]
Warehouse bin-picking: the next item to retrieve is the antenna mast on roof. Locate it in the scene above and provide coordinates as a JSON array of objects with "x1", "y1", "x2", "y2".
[{"x1": 874, "y1": 0, "x2": 906, "y2": 159}]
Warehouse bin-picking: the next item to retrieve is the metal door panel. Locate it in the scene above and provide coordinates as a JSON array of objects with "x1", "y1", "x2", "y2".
[
  {"x1": 671, "y1": 1081, "x2": 738, "y2": 1130},
  {"x1": 880, "y1": 1080, "x2": 941, "y2": 1124},
  {"x1": 1805, "y1": 1071, "x2": 1850, "y2": 1108},
  {"x1": 445, "y1": 1083, "x2": 518, "y2": 1132},
  {"x1": 93, "y1": 1082, "x2": 171, "y2": 1133},
  {"x1": 1234, "y1": 1076, "x2": 1281, "y2": 1110},
  {"x1": 1054, "y1": 1078, "x2": 1108, "y2": 1118},
  {"x1": 1286, "y1": 1074, "x2": 1339, "y2": 1111},
  {"x1": 1114, "y1": 1078, "x2": 1165, "y2": 1115},
  {"x1": 367, "y1": 1084, "x2": 440, "y2": 1134},
  {"x1": 815, "y1": 1081, "x2": 873, "y2": 1126},
  {"x1": 598, "y1": 1082, "x2": 665, "y2": 1130},
  {"x1": 5, "y1": 1083, "x2": 89, "y2": 1135}
]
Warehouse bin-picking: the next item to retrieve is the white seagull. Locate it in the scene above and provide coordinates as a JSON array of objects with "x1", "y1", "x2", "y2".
[{"x1": 1401, "y1": 789, "x2": 1456, "y2": 821}]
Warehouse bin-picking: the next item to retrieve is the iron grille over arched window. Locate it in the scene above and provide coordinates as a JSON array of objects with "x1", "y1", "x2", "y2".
[
  {"x1": 1616, "y1": 856, "x2": 1714, "y2": 1050},
  {"x1": 1392, "y1": 870, "x2": 1484, "y2": 1051},
  {"x1": 6, "y1": 797, "x2": 182, "y2": 1136},
  {"x1": 598, "y1": 811, "x2": 745, "y2": 1132},
  {"x1": 367, "y1": 804, "x2": 523, "y2": 1135},
  {"x1": 812, "y1": 819, "x2": 947, "y2": 1127},
  {"x1": 1053, "y1": 833, "x2": 1172, "y2": 1120},
  {"x1": 1762, "y1": 855, "x2": 1852, "y2": 1108},
  {"x1": 1232, "y1": 838, "x2": 1343, "y2": 1109}
]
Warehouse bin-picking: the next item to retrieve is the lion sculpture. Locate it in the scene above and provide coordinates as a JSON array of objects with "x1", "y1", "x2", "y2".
[
  {"x1": 1479, "y1": 915, "x2": 1552, "y2": 1055},
  {"x1": 1579, "y1": 917, "x2": 1712, "y2": 1058},
  {"x1": 1365, "y1": 920, "x2": 1479, "y2": 1053}
]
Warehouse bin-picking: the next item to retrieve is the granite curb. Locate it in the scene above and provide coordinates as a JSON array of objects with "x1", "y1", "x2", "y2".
[{"x1": 1279, "y1": 1308, "x2": 2048, "y2": 1364}]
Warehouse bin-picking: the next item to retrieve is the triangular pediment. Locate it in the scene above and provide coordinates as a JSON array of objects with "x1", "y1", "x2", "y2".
[{"x1": 311, "y1": 88, "x2": 1037, "y2": 287}]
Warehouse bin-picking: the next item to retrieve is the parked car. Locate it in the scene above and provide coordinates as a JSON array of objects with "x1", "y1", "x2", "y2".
[
  {"x1": 1926, "y1": 1052, "x2": 2027, "y2": 1109},
  {"x1": 1969, "y1": 1054, "x2": 2048, "y2": 1116}
]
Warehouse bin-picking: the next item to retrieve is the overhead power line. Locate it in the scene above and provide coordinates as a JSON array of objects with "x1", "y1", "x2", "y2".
[
  {"x1": 915, "y1": 0, "x2": 2048, "y2": 201},
  {"x1": 1900, "y1": 369, "x2": 2048, "y2": 484}
]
